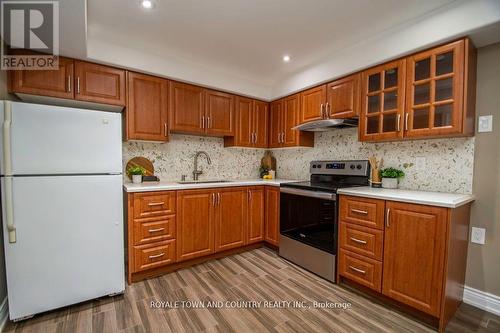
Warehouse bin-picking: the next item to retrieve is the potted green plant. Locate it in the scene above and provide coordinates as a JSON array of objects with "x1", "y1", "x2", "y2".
[
  {"x1": 127, "y1": 166, "x2": 146, "y2": 184},
  {"x1": 380, "y1": 167, "x2": 405, "y2": 189}
]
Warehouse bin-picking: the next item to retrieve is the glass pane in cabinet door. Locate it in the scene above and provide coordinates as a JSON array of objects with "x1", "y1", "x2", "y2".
[
  {"x1": 368, "y1": 73, "x2": 381, "y2": 92},
  {"x1": 382, "y1": 113, "x2": 398, "y2": 132},
  {"x1": 414, "y1": 83, "x2": 430, "y2": 105},
  {"x1": 414, "y1": 58, "x2": 430, "y2": 81},
  {"x1": 368, "y1": 95, "x2": 380, "y2": 113},
  {"x1": 413, "y1": 107, "x2": 430, "y2": 129},
  {"x1": 383, "y1": 91, "x2": 397, "y2": 111},
  {"x1": 434, "y1": 104, "x2": 453, "y2": 127},
  {"x1": 436, "y1": 52, "x2": 453, "y2": 76},
  {"x1": 384, "y1": 68, "x2": 398, "y2": 89},
  {"x1": 367, "y1": 116, "x2": 379, "y2": 134},
  {"x1": 435, "y1": 77, "x2": 453, "y2": 101}
]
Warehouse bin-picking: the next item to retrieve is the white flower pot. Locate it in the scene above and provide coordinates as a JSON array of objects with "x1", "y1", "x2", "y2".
[
  {"x1": 382, "y1": 177, "x2": 398, "y2": 189},
  {"x1": 132, "y1": 175, "x2": 143, "y2": 184}
]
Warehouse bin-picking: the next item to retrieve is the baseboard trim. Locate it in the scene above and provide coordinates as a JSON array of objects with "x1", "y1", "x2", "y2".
[
  {"x1": 463, "y1": 286, "x2": 500, "y2": 316},
  {"x1": 0, "y1": 297, "x2": 8, "y2": 332}
]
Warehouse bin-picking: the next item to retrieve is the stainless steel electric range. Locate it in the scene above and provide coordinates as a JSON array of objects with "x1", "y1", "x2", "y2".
[{"x1": 279, "y1": 160, "x2": 370, "y2": 282}]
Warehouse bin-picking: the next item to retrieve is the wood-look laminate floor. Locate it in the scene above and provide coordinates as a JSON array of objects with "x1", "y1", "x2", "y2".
[{"x1": 4, "y1": 248, "x2": 499, "y2": 333}]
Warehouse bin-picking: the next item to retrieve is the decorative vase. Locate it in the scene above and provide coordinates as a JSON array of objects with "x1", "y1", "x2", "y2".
[
  {"x1": 382, "y1": 177, "x2": 398, "y2": 189},
  {"x1": 132, "y1": 175, "x2": 143, "y2": 184}
]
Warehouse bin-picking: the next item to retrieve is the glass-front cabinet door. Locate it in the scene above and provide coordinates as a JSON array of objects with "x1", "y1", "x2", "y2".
[
  {"x1": 405, "y1": 40, "x2": 465, "y2": 138},
  {"x1": 360, "y1": 60, "x2": 406, "y2": 141}
]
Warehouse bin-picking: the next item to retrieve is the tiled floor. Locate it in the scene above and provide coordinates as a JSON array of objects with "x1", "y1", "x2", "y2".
[{"x1": 4, "y1": 248, "x2": 500, "y2": 332}]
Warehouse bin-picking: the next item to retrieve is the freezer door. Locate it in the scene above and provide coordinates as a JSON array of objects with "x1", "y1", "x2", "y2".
[
  {"x1": 0, "y1": 101, "x2": 122, "y2": 175},
  {"x1": 1, "y1": 175, "x2": 125, "y2": 320}
]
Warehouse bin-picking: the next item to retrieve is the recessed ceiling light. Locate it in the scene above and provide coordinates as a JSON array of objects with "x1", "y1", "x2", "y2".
[
  {"x1": 283, "y1": 55, "x2": 291, "y2": 62},
  {"x1": 141, "y1": 0, "x2": 153, "y2": 9}
]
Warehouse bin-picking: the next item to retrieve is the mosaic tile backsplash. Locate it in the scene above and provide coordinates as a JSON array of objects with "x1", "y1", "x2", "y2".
[
  {"x1": 123, "y1": 128, "x2": 475, "y2": 194},
  {"x1": 271, "y1": 128, "x2": 475, "y2": 194}
]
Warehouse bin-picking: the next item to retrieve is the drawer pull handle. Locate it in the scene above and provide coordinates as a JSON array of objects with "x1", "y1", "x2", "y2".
[
  {"x1": 148, "y1": 202, "x2": 165, "y2": 207},
  {"x1": 351, "y1": 209, "x2": 368, "y2": 215},
  {"x1": 349, "y1": 266, "x2": 366, "y2": 275},
  {"x1": 148, "y1": 228, "x2": 165, "y2": 233},
  {"x1": 350, "y1": 237, "x2": 367, "y2": 244},
  {"x1": 148, "y1": 253, "x2": 165, "y2": 259}
]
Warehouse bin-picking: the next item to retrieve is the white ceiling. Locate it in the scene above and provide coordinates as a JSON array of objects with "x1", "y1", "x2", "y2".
[{"x1": 62, "y1": 0, "x2": 500, "y2": 100}]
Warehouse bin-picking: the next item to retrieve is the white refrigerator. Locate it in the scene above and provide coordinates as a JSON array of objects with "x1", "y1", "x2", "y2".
[{"x1": 0, "y1": 101, "x2": 125, "y2": 321}]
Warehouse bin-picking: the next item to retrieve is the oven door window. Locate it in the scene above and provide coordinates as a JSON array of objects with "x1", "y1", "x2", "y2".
[{"x1": 280, "y1": 192, "x2": 337, "y2": 254}]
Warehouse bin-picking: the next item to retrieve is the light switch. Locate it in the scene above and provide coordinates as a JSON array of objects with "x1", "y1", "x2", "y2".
[
  {"x1": 478, "y1": 115, "x2": 493, "y2": 133},
  {"x1": 471, "y1": 227, "x2": 486, "y2": 245}
]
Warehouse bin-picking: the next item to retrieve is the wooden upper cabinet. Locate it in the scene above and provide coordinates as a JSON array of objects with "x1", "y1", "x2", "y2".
[
  {"x1": 9, "y1": 57, "x2": 74, "y2": 99},
  {"x1": 359, "y1": 59, "x2": 406, "y2": 142},
  {"x1": 282, "y1": 94, "x2": 300, "y2": 147},
  {"x1": 74, "y1": 61, "x2": 126, "y2": 106},
  {"x1": 232, "y1": 97, "x2": 254, "y2": 146},
  {"x1": 126, "y1": 72, "x2": 168, "y2": 142},
  {"x1": 326, "y1": 73, "x2": 361, "y2": 118},
  {"x1": 300, "y1": 85, "x2": 326, "y2": 123},
  {"x1": 382, "y1": 201, "x2": 448, "y2": 317},
  {"x1": 214, "y1": 188, "x2": 247, "y2": 252},
  {"x1": 247, "y1": 187, "x2": 265, "y2": 244},
  {"x1": 176, "y1": 189, "x2": 215, "y2": 262},
  {"x1": 169, "y1": 82, "x2": 205, "y2": 135},
  {"x1": 205, "y1": 89, "x2": 234, "y2": 136},
  {"x1": 269, "y1": 100, "x2": 283, "y2": 148},
  {"x1": 405, "y1": 39, "x2": 471, "y2": 138},
  {"x1": 253, "y1": 101, "x2": 269, "y2": 148},
  {"x1": 265, "y1": 186, "x2": 280, "y2": 246}
]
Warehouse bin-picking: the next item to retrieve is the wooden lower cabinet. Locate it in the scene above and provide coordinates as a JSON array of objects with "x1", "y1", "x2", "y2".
[
  {"x1": 265, "y1": 186, "x2": 280, "y2": 246},
  {"x1": 214, "y1": 188, "x2": 247, "y2": 252},
  {"x1": 247, "y1": 187, "x2": 265, "y2": 243},
  {"x1": 127, "y1": 185, "x2": 279, "y2": 283},
  {"x1": 382, "y1": 201, "x2": 447, "y2": 317},
  {"x1": 176, "y1": 189, "x2": 215, "y2": 262},
  {"x1": 338, "y1": 195, "x2": 472, "y2": 332}
]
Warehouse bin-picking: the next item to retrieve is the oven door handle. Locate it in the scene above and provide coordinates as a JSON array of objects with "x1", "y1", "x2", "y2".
[{"x1": 280, "y1": 187, "x2": 336, "y2": 201}]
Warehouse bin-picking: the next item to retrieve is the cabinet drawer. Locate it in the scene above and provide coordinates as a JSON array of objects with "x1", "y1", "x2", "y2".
[
  {"x1": 133, "y1": 216, "x2": 176, "y2": 246},
  {"x1": 339, "y1": 195, "x2": 385, "y2": 230},
  {"x1": 339, "y1": 249, "x2": 382, "y2": 292},
  {"x1": 339, "y1": 222, "x2": 383, "y2": 260},
  {"x1": 133, "y1": 240, "x2": 176, "y2": 272},
  {"x1": 133, "y1": 192, "x2": 176, "y2": 219}
]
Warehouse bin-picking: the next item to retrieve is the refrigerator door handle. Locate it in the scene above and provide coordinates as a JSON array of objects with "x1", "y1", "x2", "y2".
[
  {"x1": 3, "y1": 101, "x2": 12, "y2": 176},
  {"x1": 5, "y1": 177, "x2": 16, "y2": 243}
]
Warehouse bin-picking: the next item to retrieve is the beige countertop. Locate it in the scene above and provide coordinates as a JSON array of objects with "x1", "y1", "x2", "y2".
[
  {"x1": 337, "y1": 186, "x2": 474, "y2": 208},
  {"x1": 123, "y1": 179, "x2": 299, "y2": 193}
]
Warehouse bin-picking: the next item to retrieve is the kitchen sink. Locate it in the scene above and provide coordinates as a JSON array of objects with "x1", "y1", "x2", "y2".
[{"x1": 176, "y1": 180, "x2": 232, "y2": 184}]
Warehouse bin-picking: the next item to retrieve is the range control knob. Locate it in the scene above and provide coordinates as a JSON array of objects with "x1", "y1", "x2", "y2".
[
  {"x1": 312, "y1": 165, "x2": 317, "y2": 168},
  {"x1": 356, "y1": 164, "x2": 362, "y2": 170},
  {"x1": 350, "y1": 164, "x2": 355, "y2": 170}
]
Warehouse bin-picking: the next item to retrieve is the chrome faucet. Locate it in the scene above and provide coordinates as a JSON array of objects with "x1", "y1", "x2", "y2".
[{"x1": 193, "y1": 151, "x2": 212, "y2": 181}]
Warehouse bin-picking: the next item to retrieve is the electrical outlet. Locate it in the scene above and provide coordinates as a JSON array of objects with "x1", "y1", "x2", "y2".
[
  {"x1": 415, "y1": 157, "x2": 426, "y2": 171},
  {"x1": 478, "y1": 115, "x2": 493, "y2": 133},
  {"x1": 471, "y1": 227, "x2": 486, "y2": 245}
]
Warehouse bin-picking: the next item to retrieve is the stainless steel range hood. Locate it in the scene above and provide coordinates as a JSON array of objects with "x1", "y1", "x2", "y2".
[{"x1": 292, "y1": 118, "x2": 358, "y2": 131}]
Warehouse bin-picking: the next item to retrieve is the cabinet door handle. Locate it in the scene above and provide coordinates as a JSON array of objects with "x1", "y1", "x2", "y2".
[
  {"x1": 164, "y1": 123, "x2": 168, "y2": 137},
  {"x1": 320, "y1": 103, "x2": 324, "y2": 119},
  {"x1": 76, "y1": 77, "x2": 80, "y2": 94},
  {"x1": 350, "y1": 237, "x2": 367, "y2": 245},
  {"x1": 397, "y1": 114, "x2": 401, "y2": 131},
  {"x1": 405, "y1": 113, "x2": 409, "y2": 131},
  {"x1": 67, "y1": 76, "x2": 71, "y2": 93},
  {"x1": 148, "y1": 202, "x2": 165, "y2": 206},
  {"x1": 201, "y1": 116, "x2": 205, "y2": 129},
  {"x1": 325, "y1": 102, "x2": 330, "y2": 118},
  {"x1": 386, "y1": 208, "x2": 391, "y2": 228},
  {"x1": 217, "y1": 192, "x2": 221, "y2": 205},
  {"x1": 281, "y1": 132, "x2": 285, "y2": 143},
  {"x1": 351, "y1": 208, "x2": 368, "y2": 215},
  {"x1": 248, "y1": 190, "x2": 252, "y2": 201},
  {"x1": 349, "y1": 266, "x2": 366, "y2": 275},
  {"x1": 148, "y1": 227, "x2": 165, "y2": 233},
  {"x1": 148, "y1": 253, "x2": 165, "y2": 259},
  {"x1": 212, "y1": 193, "x2": 216, "y2": 206},
  {"x1": 207, "y1": 116, "x2": 211, "y2": 129}
]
